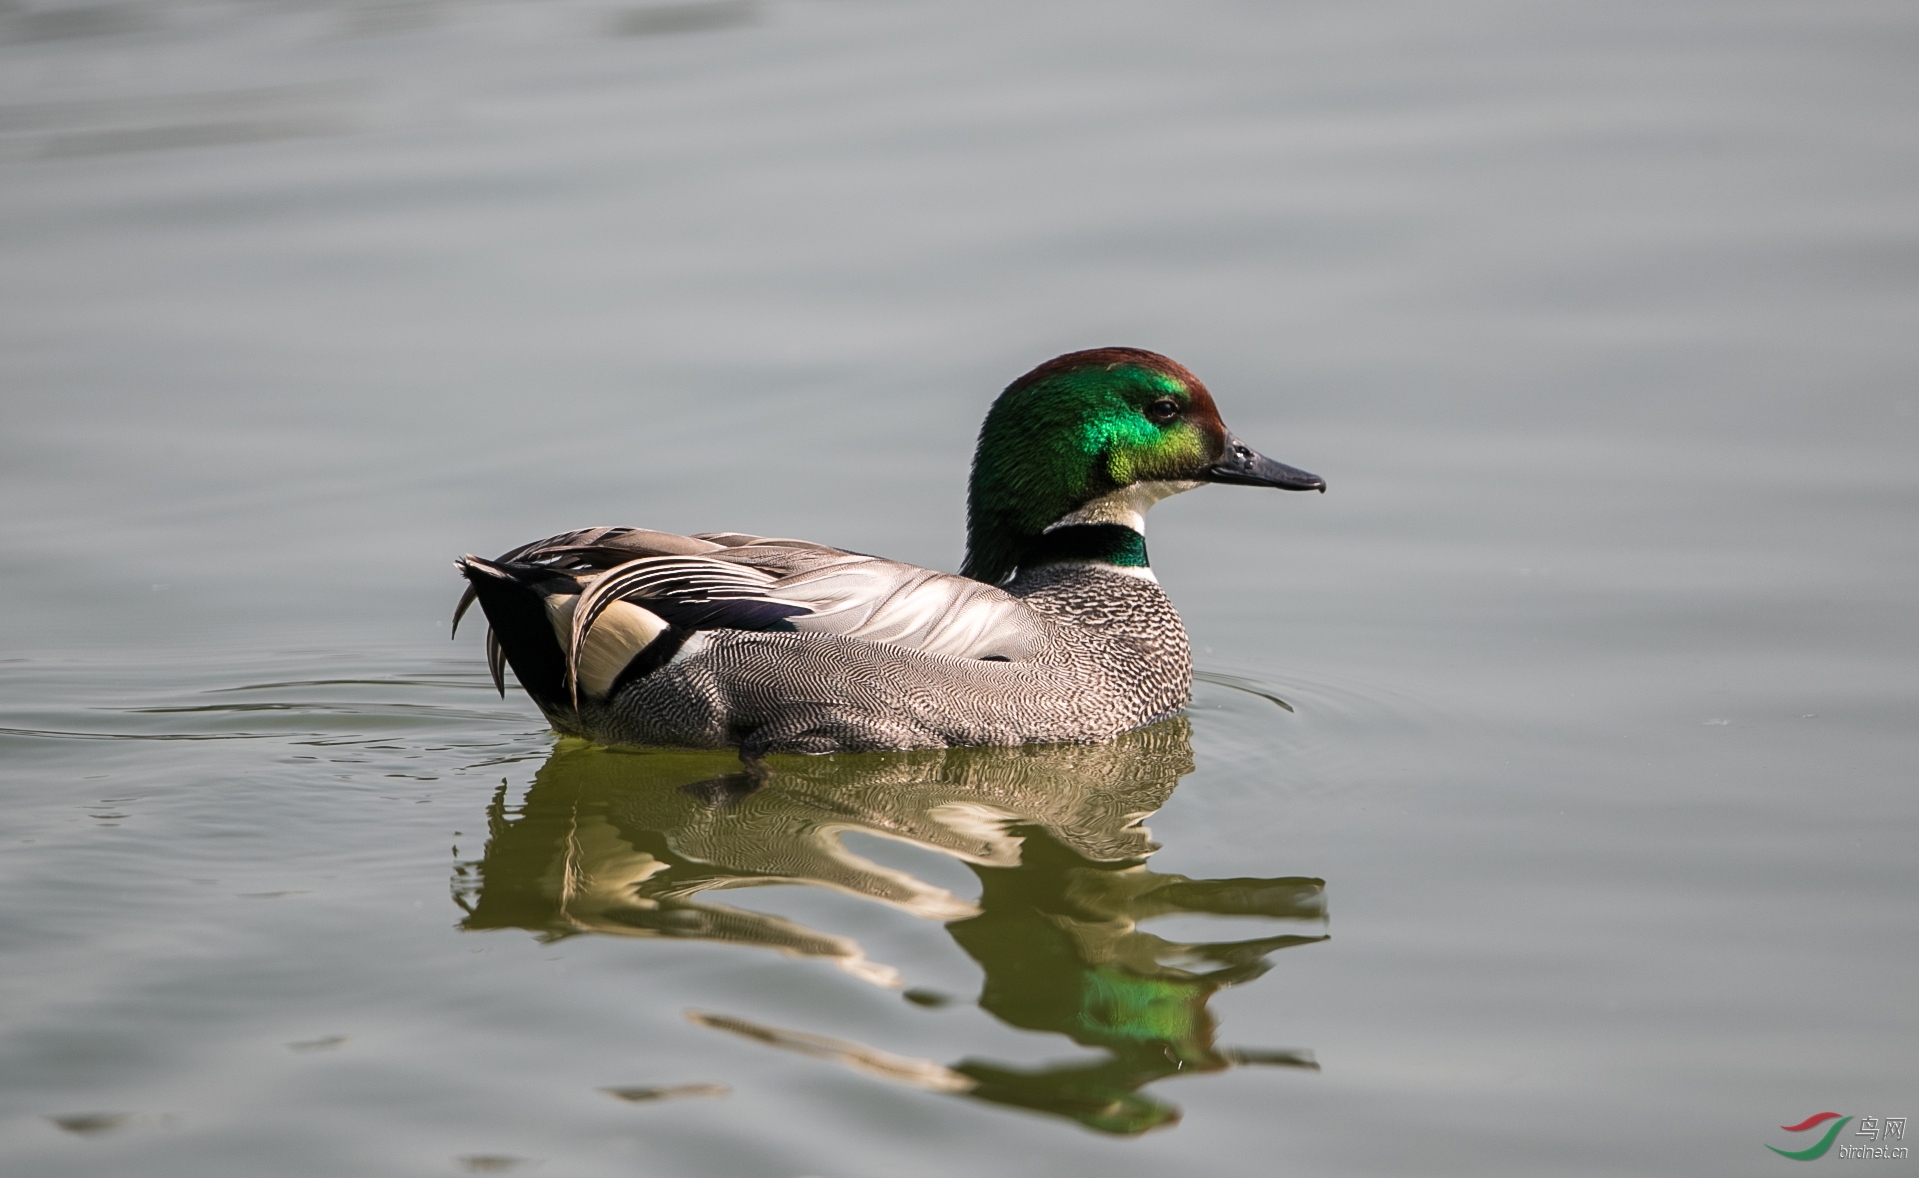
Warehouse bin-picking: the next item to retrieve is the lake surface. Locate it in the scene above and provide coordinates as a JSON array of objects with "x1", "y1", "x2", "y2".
[{"x1": 1, "y1": 1, "x2": 1915, "y2": 1174}]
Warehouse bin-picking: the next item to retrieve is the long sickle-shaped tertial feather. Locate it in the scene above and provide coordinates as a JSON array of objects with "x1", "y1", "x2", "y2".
[
  {"x1": 485, "y1": 627, "x2": 506, "y2": 697},
  {"x1": 451, "y1": 582, "x2": 479, "y2": 639},
  {"x1": 565, "y1": 556, "x2": 812, "y2": 708}
]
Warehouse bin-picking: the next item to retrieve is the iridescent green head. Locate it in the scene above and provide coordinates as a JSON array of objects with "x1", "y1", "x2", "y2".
[{"x1": 962, "y1": 348, "x2": 1324, "y2": 584}]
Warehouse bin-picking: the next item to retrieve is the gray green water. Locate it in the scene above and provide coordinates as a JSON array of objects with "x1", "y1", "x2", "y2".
[{"x1": 1, "y1": 1, "x2": 1915, "y2": 1174}]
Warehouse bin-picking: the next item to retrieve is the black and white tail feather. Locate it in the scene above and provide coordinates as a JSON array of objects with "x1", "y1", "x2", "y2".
[{"x1": 454, "y1": 526, "x2": 1046, "y2": 723}]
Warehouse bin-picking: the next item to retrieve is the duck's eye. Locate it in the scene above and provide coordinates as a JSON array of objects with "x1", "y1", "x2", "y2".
[{"x1": 1145, "y1": 398, "x2": 1181, "y2": 423}]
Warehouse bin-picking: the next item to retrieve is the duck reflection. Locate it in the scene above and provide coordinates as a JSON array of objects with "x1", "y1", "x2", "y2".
[{"x1": 455, "y1": 719, "x2": 1325, "y2": 1134}]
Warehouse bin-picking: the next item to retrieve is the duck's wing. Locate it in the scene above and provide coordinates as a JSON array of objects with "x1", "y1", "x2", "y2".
[
  {"x1": 564, "y1": 539, "x2": 1048, "y2": 666},
  {"x1": 762, "y1": 553, "x2": 1048, "y2": 660},
  {"x1": 457, "y1": 528, "x2": 1048, "y2": 706}
]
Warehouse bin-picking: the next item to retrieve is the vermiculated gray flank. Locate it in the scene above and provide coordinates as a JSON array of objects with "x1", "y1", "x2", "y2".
[{"x1": 587, "y1": 561, "x2": 1192, "y2": 753}]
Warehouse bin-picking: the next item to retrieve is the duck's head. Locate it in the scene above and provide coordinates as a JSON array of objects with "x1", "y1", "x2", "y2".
[{"x1": 963, "y1": 347, "x2": 1323, "y2": 584}]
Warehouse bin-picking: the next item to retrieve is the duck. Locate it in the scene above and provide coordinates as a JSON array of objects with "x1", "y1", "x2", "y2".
[{"x1": 453, "y1": 347, "x2": 1324, "y2": 754}]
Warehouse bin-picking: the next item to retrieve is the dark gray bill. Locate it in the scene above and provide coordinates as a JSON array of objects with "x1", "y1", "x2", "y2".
[{"x1": 1203, "y1": 434, "x2": 1326, "y2": 492}]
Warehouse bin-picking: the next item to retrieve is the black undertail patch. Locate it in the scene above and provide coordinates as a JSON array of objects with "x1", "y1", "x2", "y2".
[{"x1": 457, "y1": 557, "x2": 576, "y2": 713}]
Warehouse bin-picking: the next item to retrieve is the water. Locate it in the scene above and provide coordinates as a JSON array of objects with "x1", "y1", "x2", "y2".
[{"x1": 2, "y1": 1, "x2": 1915, "y2": 1173}]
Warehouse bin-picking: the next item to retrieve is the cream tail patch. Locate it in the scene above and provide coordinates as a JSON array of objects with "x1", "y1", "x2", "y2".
[{"x1": 543, "y1": 593, "x2": 670, "y2": 700}]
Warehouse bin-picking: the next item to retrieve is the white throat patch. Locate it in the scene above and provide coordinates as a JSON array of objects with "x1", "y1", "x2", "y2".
[{"x1": 1045, "y1": 480, "x2": 1201, "y2": 535}]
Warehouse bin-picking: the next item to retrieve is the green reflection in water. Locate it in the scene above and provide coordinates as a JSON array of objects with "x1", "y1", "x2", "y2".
[{"x1": 455, "y1": 719, "x2": 1325, "y2": 1134}]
